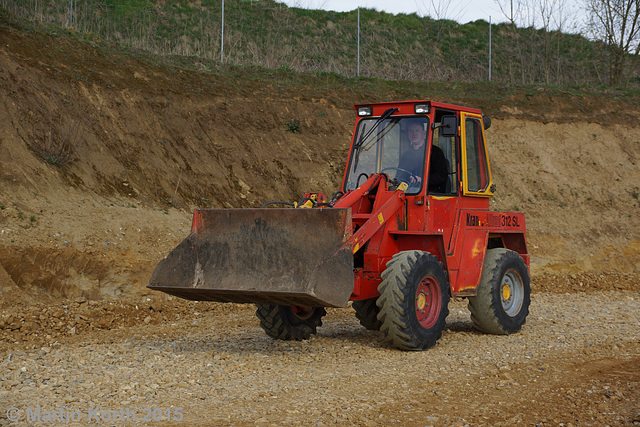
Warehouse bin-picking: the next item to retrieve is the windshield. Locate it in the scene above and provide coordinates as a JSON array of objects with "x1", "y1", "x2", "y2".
[{"x1": 345, "y1": 116, "x2": 430, "y2": 193}]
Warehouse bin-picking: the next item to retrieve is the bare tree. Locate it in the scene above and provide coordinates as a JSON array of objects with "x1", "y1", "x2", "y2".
[
  {"x1": 286, "y1": 0, "x2": 330, "y2": 10},
  {"x1": 416, "y1": 0, "x2": 472, "y2": 22},
  {"x1": 586, "y1": 0, "x2": 640, "y2": 85},
  {"x1": 495, "y1": 0, "x2": 538, "y2": 83},
  {"x1": 496, "y1": 0, "x2": 580, "y2": 84},
  {"x1": 536, "y1": 0, "x2": 573, "y2": 83},
  {"x1": 495, "y1": 0, "x2": 528, "y2": 26},
  {"x1": 412, "y1": 0, "x2": 472, "y2": 81}
]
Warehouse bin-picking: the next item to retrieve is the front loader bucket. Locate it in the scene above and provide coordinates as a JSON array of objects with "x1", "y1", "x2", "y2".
[{"x1": 148, "y1": 208, "x2": 354, "y2": 307}]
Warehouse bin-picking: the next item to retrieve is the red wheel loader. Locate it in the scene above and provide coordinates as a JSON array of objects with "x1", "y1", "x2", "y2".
[{"x1": 149, "y1": 100, "x2": 531, "y2": 351}]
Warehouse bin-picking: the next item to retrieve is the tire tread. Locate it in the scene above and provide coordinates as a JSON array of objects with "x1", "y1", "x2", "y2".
[
  {"x1": 468, "y1": 248, "x2": 530, "y2": 335},
  {"x1": 255, "y1": 304, "x2": 326, "y2": 340},
  {"x1": 376, "y1": 251, "x2": 450, "y2": 350},
  {"x1": 352, "y1": 298, "x2": 382, "y2": 330}
]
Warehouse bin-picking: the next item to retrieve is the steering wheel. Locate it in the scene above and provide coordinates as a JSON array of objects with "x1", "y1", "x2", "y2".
[
  {"x1": 380, "y1": 167, "x2": 421, "y2": 191},
  {"x1": 380, "y1": 167, "x2": 414, "y2": 177}
]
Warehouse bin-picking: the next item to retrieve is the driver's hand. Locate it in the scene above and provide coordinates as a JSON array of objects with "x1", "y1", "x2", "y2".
[{"x1": 410, "y1": 175, "x2": 421, "y2": 185}]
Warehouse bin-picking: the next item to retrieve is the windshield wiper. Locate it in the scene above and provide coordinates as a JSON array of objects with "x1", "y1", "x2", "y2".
[{"x1": 352, "y1": 107, "x2": 398, "y2": 171}]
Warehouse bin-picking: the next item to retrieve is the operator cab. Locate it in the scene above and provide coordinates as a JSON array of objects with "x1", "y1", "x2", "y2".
[{"x1": 343, "y1": 101, "x2": 494, "y2": 199}]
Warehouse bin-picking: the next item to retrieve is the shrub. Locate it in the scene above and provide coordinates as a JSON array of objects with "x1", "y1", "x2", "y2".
[
  {"x1": 32, "y1": 123, "x2": 79, "y2": 166},
  {"x1": 285, "y1": 119, "x2": 300, "y2": 133}
]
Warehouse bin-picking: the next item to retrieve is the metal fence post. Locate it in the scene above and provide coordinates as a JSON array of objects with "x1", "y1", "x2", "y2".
[
  {"x1": 489, "y1": 16, "x2": 492, "y2": 81},
  {"x1": 357, "y1": 8, "x2": 360, "y2": 77},
  {"x1": 221, "y1": 0, "x2": 225, "y2": 63}
]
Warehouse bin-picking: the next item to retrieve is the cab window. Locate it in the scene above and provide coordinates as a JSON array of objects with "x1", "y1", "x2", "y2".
[
  {"x1": 432, "y1": 120, "x2": 457, "y2": 194},
  {"x1": 464, "y1": 117, "x2": 490, "y2": 192}
]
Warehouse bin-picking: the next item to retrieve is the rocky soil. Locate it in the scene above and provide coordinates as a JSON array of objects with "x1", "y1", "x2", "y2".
[{"x1": 1, "y1": 285, "x2": 639, "y2": 426}]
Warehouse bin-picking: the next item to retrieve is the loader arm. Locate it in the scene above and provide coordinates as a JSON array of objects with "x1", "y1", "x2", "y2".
[{"x1": 339, "y1": 181, "x2": 408, "y2": 254}]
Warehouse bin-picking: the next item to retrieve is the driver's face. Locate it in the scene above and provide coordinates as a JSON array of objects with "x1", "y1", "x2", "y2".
[{"x1": 408, "y1": 124, "x2": 426, "y2": 149}]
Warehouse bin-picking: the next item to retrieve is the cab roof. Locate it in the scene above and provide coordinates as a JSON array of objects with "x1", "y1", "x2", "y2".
[{"x1": 353, "y1": 100, "x2": 482, "y2": 116}]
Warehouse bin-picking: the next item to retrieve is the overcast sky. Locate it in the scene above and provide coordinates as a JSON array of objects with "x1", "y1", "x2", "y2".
[{"x1": 277, "y1": 0, "x2": 507, "y2": 24}]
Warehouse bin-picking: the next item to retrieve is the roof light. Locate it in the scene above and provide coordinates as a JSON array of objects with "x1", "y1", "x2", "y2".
[
  {"x1": 414, "y1": 104, "x2": 430, "y2": 114},
  {"x1": 357, "y1": 106, "x2": 373, "y2": 116}
]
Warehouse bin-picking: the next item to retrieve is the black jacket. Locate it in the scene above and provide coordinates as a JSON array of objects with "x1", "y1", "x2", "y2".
[
  {"x1": 398, "y1": 145, "x2": 448, "y2": 193},
  {"x1": 427, "y1": 145, "x2": 448, "y2": 193}
]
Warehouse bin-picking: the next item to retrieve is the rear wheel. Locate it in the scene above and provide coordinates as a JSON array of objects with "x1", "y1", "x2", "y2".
[
  {"x1": 468, "y1": 248, "x2": 531, "y2": 335},
  {"x1": 255, "y1": 304, "x2": 326, "y2": 340},
  {"x1": 352, "y1": 298, "x2": 381, "y2": 330},
  {"x1": 376, "y1": 251, "x2": 450, "y2": 350}
]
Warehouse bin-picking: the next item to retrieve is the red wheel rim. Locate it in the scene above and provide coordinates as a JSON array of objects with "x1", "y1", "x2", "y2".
[
  {"x1": 292, "y1": 306, "x2": 314, "y2": 320},
  {"x1": 414, "y1": 275, "x2": 441, "y2": 328}
]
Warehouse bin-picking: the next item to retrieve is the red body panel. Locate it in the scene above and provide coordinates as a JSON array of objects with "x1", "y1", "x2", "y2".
[{"x1": 333, "y1": 101, "x2": 528, "y2": 301}]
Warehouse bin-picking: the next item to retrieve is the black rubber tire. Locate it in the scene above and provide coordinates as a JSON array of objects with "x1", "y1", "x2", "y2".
[
  {"x1": 255, "y1": 304, "x2": 326, "y2": 340},
  {"x1": 376, "y1": 251, "x2": 450, "y2": 350},
  {"x1": 468, "y1": 248, "x2": 531, "y2": 335},
  {"x1": 352, "y1": 298, "x2": 382, "y2": 331}
]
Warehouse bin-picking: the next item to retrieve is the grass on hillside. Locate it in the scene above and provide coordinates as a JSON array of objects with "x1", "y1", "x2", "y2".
[
  {"x1": 4, "y1": 0, "x2": 638, "y2": 87},
  {"x1": 1, "y1": 5, "x2": 639, "y2": 118}
]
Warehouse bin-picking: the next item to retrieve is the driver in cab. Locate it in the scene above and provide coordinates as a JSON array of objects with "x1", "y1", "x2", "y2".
[{"x1": 398, "y1": 120, "x2": 448, "y2": 193}]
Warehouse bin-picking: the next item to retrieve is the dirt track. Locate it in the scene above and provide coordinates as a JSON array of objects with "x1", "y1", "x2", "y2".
[
  {"x1": 1, "y1": 15, "x2": 640, "y2": 426},
  {"x1": 1, "y1": 287, "x2": 639, "y2": 426}
]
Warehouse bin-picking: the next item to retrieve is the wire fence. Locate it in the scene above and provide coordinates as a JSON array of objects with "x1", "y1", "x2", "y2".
[{"x1": 2, "y1": 0, "x2": 626, "y2": 86}]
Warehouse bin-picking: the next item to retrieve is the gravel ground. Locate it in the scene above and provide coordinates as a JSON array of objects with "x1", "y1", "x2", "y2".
[{"x1": 1, "y1": 285, "x2": 639, "y2": 426}]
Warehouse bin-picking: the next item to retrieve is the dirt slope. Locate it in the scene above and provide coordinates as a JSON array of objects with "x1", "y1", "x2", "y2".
[{"x1": 0, "y1": 19, "x2": 639, "y2": 303}]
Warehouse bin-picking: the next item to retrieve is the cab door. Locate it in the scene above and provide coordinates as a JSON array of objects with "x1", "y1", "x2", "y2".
[
  {"x1": 426, "y1": 115, "x2": 459, "y2": 252},
  {"x1": 460, "y1": 112, "x2": 494, "y2": 197},
  {"x1": 450, "y1": 112, "x2": 495, "y2": 295}
]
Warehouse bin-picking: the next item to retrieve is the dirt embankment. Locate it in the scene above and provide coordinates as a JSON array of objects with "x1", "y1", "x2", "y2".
[{"x1": 0, "y1": 20, "x2": 638, "y2": 303}]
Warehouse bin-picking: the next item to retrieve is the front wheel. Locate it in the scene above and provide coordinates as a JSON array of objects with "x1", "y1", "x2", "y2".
[
  {"x1": 468, "y1": 248, "x2": 531, "y2": 335},
  {"x1": 255, "y1": 304, "x2": 326, "y2": 340},
  {"x1": 376, "y1": 251, "x2": 450, "y2": 350}
]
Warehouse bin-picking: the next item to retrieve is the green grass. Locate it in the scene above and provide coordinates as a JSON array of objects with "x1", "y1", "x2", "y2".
[{"x1": 4, "y1": 0, "x2": 638, "y2": 87}]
